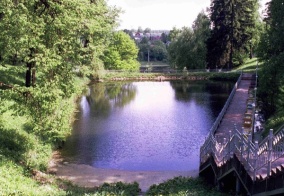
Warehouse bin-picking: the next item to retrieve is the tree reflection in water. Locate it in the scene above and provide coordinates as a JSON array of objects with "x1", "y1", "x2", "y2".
[{"x1": 86, "y1": 82, "x2": 137, "y2": 118}]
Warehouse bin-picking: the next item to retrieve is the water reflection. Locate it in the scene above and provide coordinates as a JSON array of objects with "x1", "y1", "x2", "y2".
[
  {"x1": 61, "y1": 81, "x2": 234, "y2": 171},
  {"x1": 86, "y1": 82, "x2": 137, "y2": 117},
  {"x1": 170, "y1": 80, "x2": 233, "y2": 117}
]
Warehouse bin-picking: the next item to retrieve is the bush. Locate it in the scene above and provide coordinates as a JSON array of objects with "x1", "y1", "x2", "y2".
[
  {"x1": 94, "y1": 181, "x2": 140, "y2": 196},
  {"x1": 146, "y1": 177, "x2": 226, "y2": 196}
]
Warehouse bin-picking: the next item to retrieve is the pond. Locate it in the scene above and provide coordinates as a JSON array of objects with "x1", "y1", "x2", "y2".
[{"x1": 60, "y1": 80, "x2": 234, "y2": 171}]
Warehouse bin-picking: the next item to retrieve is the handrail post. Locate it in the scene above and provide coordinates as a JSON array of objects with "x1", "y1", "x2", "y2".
[
  {"x1": 253, "y1": 141, "x2": 259, "y2": 181},
  {"x1": 233, "y1": 124, "x2": 238, "y2": 149},
  {"x1": 229, "y1": 130, "x2": 233, "y2": 157},
  {"x1": 223, "y1": 137, "x2": 227, "y2": 163},
  {"x1": 247, "y1": 133, "x2": 251, "y2": 165},
  {"x1": 240, "y1": 127, "x2": 244, "y2": 160},
  {"x1": 267, "y1": 129, "x2": 274, "y2": 177}
]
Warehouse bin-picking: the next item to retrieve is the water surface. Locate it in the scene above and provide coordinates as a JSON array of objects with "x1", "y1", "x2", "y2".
[{"x1": 61, "y1": 80, "x2": 233, "y2": 171}]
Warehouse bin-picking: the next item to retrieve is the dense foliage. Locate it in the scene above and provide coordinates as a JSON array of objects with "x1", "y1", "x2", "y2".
[
  {"x1": 103, "y1": 31, "x2": 140, "y2": 71},
  {"x1": 206, "y1": 0, "x2": 259, "y2": 69},
  {"x1": 0, "y1": 0, "x2": 118, "y2": 146},
  {"x1": 257, "y1": 0, "x2": 284, "y2": 130},
  {"x1": 138, "y1": 37, "x2": 168, "y2": 62},
  {"x1": 168, "y1": 11, "x2": 210, "y2": 70},
  {"x1": 0, "y1": 0, "x2": 123, "y2": 194}
]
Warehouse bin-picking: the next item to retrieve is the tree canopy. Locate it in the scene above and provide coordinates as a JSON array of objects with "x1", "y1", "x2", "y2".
[
  {"x1": 206, "y1": 0, "x2": 258, "y2": 69},
  {"x1": 168, "y1": 11, "x2": 210, "y2": 70}
]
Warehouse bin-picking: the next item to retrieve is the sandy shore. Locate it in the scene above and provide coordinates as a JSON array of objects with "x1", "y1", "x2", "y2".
[{"x1": 48, "y1": 151, "x2": 199, "y2": 193}]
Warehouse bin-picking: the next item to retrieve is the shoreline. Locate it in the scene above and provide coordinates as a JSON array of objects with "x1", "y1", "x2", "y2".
[{"x1": 48, "y1": 151, "x2": 199, "y2": 193}]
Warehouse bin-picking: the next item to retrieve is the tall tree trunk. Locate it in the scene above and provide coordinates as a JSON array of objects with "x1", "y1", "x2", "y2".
[
  {"x1": 25, "y1": 68, "x2": 31, "y2": 87},
  {"x1": 26, "y1": 48, "x2": 36, "y2": 87}
]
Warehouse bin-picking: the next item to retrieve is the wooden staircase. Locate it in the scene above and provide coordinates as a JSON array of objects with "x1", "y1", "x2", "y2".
[{"x1": 199, "y1": 72, "x2": 284, "y2": 195}]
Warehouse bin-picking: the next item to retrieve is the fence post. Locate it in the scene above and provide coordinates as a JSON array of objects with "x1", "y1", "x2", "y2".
[{"x1": 267, "y1": 129, "x2": 274, "y2": 177}]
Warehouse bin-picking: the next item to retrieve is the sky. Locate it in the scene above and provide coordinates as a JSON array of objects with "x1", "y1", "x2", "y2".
[{"x1": 107, "y1": 0, "x2": 271, "y2": 30}]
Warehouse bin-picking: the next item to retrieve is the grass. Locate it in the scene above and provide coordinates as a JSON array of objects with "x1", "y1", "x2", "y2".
[
  {"x1": 0, "y1": 99, "x2": 61, "y2": 195},
  {"x1": 233, "y1": 57, "x2": 262, "y2": 72},
  {"x1": 0, "y1": 159, "x2": 66, "y2": 195},
  {"x1": 261, "y1": 115, "x2": 284, "y2": 137}
]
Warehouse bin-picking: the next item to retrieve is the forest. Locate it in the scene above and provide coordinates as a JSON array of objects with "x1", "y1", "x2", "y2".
[{"x1": 0, "y1": 0, "x2": 283, "y2": 195}]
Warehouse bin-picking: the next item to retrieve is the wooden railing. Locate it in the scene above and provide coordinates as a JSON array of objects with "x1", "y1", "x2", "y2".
[{"x1": 200, "y1": 124, "x2": 284, "y2": 181}]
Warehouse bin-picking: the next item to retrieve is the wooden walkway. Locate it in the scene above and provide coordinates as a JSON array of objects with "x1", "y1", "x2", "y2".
[{"x1": 215, "y1": 73, "x2": 252, "y2": 143}]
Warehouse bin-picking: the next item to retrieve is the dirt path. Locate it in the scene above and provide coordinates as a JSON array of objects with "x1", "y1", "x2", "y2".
[{"x1": 48, "y1": 151, "x2": 199, "y2": 193}]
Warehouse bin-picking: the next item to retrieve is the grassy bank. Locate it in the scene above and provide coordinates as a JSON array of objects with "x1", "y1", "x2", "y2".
[
  {"x1": 99, "y1": 70, "x2": 240, "y2": 82},
  {"x1": 0, "y1": 66, "x2": 143, "y2": 195},
  {"x1": 233, "y1": 57, "x2": 261, "y2": 72},
  {"x1": 0, "y1": 65, "x2": 92, "y2": 195}
]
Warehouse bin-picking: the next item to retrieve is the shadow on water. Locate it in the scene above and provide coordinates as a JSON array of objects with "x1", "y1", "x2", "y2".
[{"x1": 61, "y1": 80, "x2": 234, "y2": 171}]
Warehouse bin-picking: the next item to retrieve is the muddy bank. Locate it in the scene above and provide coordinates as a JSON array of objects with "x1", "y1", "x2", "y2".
[{"x1": 48, "y1": 151, "x2": 199, "y2": 193}]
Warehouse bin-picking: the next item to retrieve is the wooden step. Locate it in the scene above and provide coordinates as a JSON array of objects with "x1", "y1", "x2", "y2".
[
  {"x1": 271, "y1": 168, "x2": 277, "y2": 175},
  {"x1": 276, "y1": 166, "x2": 282, "y2": 173},
  {"x1": 256, "y1": 174, "x2": 264, "y2": 181},
  {"x1": 281, "y1": 164, "x2": 284, "y2": 171}
]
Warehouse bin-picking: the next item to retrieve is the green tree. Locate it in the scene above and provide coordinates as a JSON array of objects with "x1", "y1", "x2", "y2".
[
  {"x1": 258, "y1": 0, "x2": 284, "y2": 117},
  {"x1": 206, "y1": 0, "x2": 258, "y2": 69},
  {"x1": 191, "y1": 11, "x2": 211, "y2": 69},
  {"x1": 168, "y1": 27, "x2": 182, "y2": 42},
  {"x1": 161, "y1": 32, "x2": 169, "y2": 44},
  {"x1": 151, "y1": 40, "x2": 168, "y2": 61},
  {"x1": 103, "y1": 31, "x2": 139, "y2": 71},
  {"x1": 137, "y1": 37, "x2": 150, "y2": 61},
  {"x1": 123, "y1": 29, "x2": 135, "y2": 39},
  {"x1": 168, "y1": 11, "x2": 210, "y2": 70},
  {"x1": 137, "y1": 26, "x2": 143, "y2": 33},
  {"x1": 168, "y1": 27, "x2": 194, "y2": 69},
  {"x1": 138, "y1": 38, "x2": 168, "y2": 62},
  {"x1": 144, "y1": 27, "x2": 151, "y2": 34}
]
